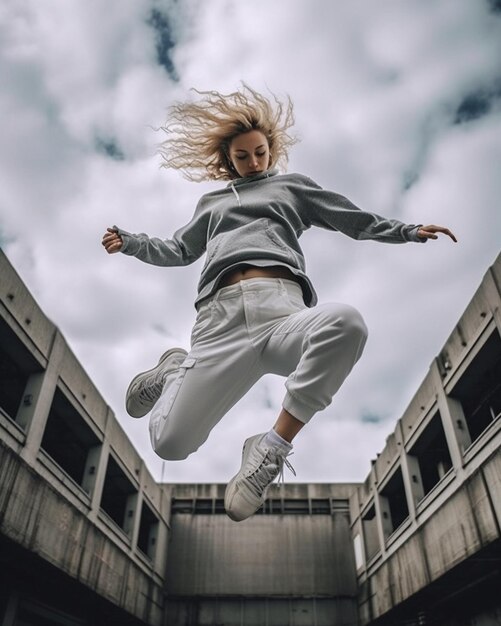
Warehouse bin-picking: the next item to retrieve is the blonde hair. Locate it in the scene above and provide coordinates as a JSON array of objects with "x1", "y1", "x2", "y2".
[{"x1": 158, "y1": 84, "x2": 298, "y2": 182}]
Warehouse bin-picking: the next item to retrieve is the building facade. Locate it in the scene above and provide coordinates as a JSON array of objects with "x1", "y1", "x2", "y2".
[
  {"x1": 0, "y1": 250, "x2": 169, "y2": 625},
  {"x1": 350, "y1": 253, "x2": 501, "y2": 625},
  {"x1": 0, "y1": 248, "x2": 500, "y2": 626}
]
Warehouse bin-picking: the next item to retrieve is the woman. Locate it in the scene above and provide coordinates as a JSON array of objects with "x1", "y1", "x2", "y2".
[{"x1": 102, "y1": 85, "x2": 456, "y2": 522}]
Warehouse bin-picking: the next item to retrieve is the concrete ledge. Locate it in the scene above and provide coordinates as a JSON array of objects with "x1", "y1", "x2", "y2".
[
  {"x1": 359, "y1": 448, "x2": 501, "y2": 622},
  {"x1": 0, "y1": 441, "x2": 164, "y2": 626}
]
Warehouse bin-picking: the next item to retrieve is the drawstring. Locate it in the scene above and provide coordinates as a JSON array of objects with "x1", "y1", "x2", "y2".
[
  {"x1": 229, "y1": 169, "x2": 278, "y2": 206},
  {"x1": 230, "y1": 182, "x2": 241, "y2": 206}
]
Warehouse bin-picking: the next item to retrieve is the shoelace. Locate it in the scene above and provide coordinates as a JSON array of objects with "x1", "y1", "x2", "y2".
[
  {"x1": 247, "y1": 449, "x2": 296, "y2": 497},
  {"x1": 278, "y1": 453, "x2": 296, "y2": 484}
]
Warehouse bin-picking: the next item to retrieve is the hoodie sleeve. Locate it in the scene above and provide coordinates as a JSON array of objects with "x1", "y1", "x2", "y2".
[
  {"x1": 113, "y1": 202, "x2": 208, "y2": 267},
  {"x1": 293, "y1": 174, "x2": 426, "y2": 244}
]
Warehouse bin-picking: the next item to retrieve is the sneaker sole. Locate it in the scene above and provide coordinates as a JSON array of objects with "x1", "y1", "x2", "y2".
[{"x1": 125, "y1": 348, "x2": 187, "y2": 418}]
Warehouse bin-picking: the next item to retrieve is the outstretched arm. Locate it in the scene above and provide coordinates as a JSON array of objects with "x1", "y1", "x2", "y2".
[
  {"x1": 100, "y1": 201, "x2": 209, "y2": 267},
  {"x1": 416, "y1": 224, "x2": 457, "y2": 242},
  {"x1": 291, "y1": 174, "x2": 457, "y2": 245}
]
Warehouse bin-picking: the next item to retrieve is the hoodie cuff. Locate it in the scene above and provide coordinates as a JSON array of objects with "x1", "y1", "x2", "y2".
[
  {"x1": 112, "y1": 225, "x2": 139, "y2": 255},
  {"x1": 407, "y1": 225, "x2": 427, "y2": 243}
]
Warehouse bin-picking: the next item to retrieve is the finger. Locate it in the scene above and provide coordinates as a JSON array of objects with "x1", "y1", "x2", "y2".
[
  {"x1": 103, "y1": 228, "x2": 118, "y2": 241},
  {"x1": 102, "y1": 233, "x2": 122, "y2": 247},
  {"x1": 104, "y1": 238, "x2": 121, "y2": 250},
  {"x1": 421, "y1": 225, "x2": 457, "y2": 242},
  {"x1": 105, "y1": 244, "x2": 121, "y2": 254},
  {"x1": 433, "y1": 227, "x2": 457, "y2": 243}
]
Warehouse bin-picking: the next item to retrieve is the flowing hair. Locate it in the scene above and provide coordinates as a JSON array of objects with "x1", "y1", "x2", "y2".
[{"x1": 157, "y1": 84, "x2": 298, "y2": 181}]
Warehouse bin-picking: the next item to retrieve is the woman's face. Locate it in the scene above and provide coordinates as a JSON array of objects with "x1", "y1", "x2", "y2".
[{"x1": 228, "y1": 130, "x2": 270, "y2": 178}]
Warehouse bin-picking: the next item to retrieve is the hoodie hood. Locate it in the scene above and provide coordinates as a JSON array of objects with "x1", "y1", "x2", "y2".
[
  {"x1": 227, "y1": 168, "x2": 279, "y2": 188},
  {"x1": 228, "y1": 168, "x2": 279, "y2": 206}
]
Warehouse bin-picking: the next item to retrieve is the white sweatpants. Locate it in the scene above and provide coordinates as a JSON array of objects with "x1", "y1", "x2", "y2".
[{"x1": 149, "y1": 278, "x2": 368, "y2": 460}]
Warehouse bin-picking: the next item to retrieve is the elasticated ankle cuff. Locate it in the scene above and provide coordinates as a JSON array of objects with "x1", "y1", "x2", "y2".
[{"x1": 282, "y1": 391, "x2": 316, "y2": 423}]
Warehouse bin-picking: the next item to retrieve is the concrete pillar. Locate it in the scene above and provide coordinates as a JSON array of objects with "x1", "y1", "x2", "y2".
[
  {"x1": 15, "y1": 372, "x2": 44, "y2": 431},
  {"x1": 123, "y1": 492, "x2": 139, "y2": 539},
  {"x1": 129, "y1": 462, "x2": 149, "y2": 550},
  {"x1": 146, "y1": 515, "x2": 159, "y2": 562},
  {"x1": 483, "y1": 267, "x2": 501, "y2": 314},
  {"x1": 377, "y1": 493, "x2": 393, "y2": 539},
  {"x1": 81, "y1": 444, "x2": 105, "y2": 497},
  {"x1": 133, "y1": 462, "x2": 163, "y2": 562},
  {"x1": 154, "y1": 489, "x2": 170, "y2": 576},
  {"x1": 396, "y1": 421, "x2": 425, "y2": 517},
  {"x1": 18, "y1": 331, "x2": 66, "y2": 466},
  {"x1": 372, "y1": 466, "x2": 391, "y2": 549},
  {"x1": 84, "y1": 407, "x2": 115, "y2": 518},
  {"x1": 431, "y1": 359, "x2": 471, "y2": 469},
  {"x1": 401, "y1": 453, "x2": 425, "y2": 514},
  {"x1": 437, "y1": 460, "x2": 448, "y2": 479}
]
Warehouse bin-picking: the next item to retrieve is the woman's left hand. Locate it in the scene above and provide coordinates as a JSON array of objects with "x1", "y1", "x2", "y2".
[{"x1": 417, "y1": 225, "x2": 457, "y2": 242}]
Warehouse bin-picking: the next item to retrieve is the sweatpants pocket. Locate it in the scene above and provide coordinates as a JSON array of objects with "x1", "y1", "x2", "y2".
[{"x1": 149, "y1": 357, "x2": 197, "y2": 440}]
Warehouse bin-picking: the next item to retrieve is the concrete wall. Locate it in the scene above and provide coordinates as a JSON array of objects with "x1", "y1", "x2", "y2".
[
  {"x1": 0, "y1": 250, "x2": 170, "y2": 625},
  {"x1": 350, "y1": 251, "x2": 501, "y2": 624},
  {"x1": 163, "y1": 483, "x2": 359, "y2": 626},
  {"x1": 0, "y1": 441, "x2": 165, "y2": 624}
]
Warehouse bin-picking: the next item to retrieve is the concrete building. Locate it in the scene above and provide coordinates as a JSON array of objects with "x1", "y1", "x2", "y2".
[
  {"x1": 162, "y1": 482, "x2": 359, "y2": 625},
  {"x1": 0, "y1": 247, "x2": 500, "y2": 626},
  {"x1": 349, "y1": 251, "x2": 501, "y2": 626},
  {"x1": 0, "y1": 250, "x2": 169, "y2": 625}
]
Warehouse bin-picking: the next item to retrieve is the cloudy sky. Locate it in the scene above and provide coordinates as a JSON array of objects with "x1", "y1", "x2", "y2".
[{"x1": 1, "y1": 0, "x2": 500, "y2": 486}]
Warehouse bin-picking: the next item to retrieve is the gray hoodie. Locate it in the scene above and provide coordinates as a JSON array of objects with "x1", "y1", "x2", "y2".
[{"x1": 114, "y1": 169, "x2": 424, "y2": 308}]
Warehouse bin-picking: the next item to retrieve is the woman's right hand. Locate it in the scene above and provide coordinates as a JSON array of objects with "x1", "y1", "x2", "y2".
[{"x1": 102, "y1": 227, "x2": 123, "y2": 254}]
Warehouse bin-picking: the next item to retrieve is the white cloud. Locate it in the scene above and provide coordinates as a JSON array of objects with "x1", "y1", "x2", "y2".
[{"x1": 1, "y1": 0, "x2": 500, "y2": 485}]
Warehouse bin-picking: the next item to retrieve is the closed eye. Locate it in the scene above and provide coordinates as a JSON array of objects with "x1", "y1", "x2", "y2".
[{"x1": 236, "y1": 152, "x2": 266, "y2": 160}]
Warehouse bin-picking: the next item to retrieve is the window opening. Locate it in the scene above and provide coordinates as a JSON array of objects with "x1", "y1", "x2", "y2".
[
  {"x1": 409, "y1": 411, "x2": 453, "y2": 497},
  {"x1": 41, "y1": 387, "x2": 100, "y2": 489},
  {"x1": 0, "y1": 318, "x2": 42, "y2": 424},
  {"x1": 100, "y1": 455, "x2": 137, "y2": 533},
  {"x1": 137, "y1": 500, "x2": 159, "y2": 560},
  {"x1": 451, "y1": 330, "x2": 501, "y2": 444},
  {"x1": 380, "y1": 467, "x2": 409, "y2": 535}
]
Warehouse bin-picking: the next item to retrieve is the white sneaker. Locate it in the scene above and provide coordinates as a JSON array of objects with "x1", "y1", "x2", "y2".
[
  {"x1": 224, "y1": 433, "x2": 295, "y2": 522},
  {"x1": 125, "y1": 348, "x2": 187, "y2": 418}
]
